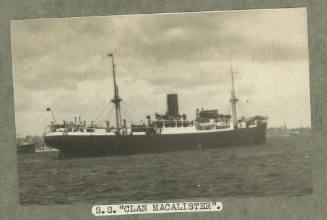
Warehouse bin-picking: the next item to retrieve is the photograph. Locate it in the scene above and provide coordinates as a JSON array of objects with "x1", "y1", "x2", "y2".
[{"x1": 10, "y1": 8, "x2": 312, "y2": 206}]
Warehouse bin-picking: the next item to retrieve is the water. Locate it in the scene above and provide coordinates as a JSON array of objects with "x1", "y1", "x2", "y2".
[{"x1": 18, "y1": 136, "x2": 313, "y2": 206}]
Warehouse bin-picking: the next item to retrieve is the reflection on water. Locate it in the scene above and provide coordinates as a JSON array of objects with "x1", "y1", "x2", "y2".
[{"x1": 18, "y1": 136, "x2": 313, "y2": 206}]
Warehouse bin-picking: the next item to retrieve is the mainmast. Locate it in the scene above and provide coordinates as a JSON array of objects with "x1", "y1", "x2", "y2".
[
  {"x1": 229, "y1": 66, "x2": 239, "y2": 125},
  {"x1": 108, "y1": 53, "x2": 122, "y2": 131}
]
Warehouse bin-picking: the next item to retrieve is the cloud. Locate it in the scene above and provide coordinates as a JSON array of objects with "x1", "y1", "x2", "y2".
[{"x1": 11, "y1": 9, "x2": 308, "y2": 91}]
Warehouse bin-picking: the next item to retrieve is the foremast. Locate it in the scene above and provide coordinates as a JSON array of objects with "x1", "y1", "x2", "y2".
[
  {"x1": 229, "y1": 66, "x2": 239, "y2": 125},
  {"x1": 108, "y1": 53, "x2": 122, "y2": 132}
]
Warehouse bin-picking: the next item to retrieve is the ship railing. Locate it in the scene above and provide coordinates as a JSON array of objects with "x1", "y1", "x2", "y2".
[
  {"x1": 195, "y1": 120, "x2": 233, "y2": 129},
  {"x1": 235, "y1": 117, "x2": 268, "y2": 129},
  {"x1": 137, "y1": 119, "x2": 195, "y2": 128},
  {"x1": 47, "y1": 126, "x2": 116, "y2": 134}
]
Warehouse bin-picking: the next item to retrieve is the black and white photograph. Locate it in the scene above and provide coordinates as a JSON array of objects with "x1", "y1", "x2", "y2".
[{"x1": 11, "y1": 8, "x2": 312, "y2": 206}]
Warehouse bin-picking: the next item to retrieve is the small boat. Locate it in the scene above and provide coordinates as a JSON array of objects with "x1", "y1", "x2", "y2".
[{"x1": 17, "y1": 142, "x2": 35, "y2": 154}]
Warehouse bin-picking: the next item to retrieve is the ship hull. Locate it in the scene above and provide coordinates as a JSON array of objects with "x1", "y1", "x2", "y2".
[{"x1": 44, "y1": 123, "x2": 267, "y2": 158}]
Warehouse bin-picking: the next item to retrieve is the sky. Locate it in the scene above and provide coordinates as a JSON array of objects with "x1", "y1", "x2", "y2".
[{"x1": 10, "y1": 8, "x2": 311, "y2": 136}]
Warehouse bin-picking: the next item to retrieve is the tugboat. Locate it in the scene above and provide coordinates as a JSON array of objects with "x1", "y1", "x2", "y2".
[{"x1": 44, "y1": 53, "x2": 267, "y2": 158}]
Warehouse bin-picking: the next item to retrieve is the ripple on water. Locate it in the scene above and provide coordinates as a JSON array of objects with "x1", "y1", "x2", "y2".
[{"x1": 18, "y1": 136, "x2": 313, "y2": 205}]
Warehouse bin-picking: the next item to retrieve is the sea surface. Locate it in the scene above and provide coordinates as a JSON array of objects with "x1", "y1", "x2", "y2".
[{"x1": 18, "y1": 136, "x2": 313, "y2": 206}]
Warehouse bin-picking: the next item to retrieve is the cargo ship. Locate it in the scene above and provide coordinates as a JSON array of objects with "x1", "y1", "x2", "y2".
[{"x1": 44, "y1": 53, "x2": 267, "y2": 158}]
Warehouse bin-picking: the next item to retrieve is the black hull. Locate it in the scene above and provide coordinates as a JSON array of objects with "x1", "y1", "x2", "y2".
[{"x1": 44, "y1": 123, "x2": 267, "y2": 158}]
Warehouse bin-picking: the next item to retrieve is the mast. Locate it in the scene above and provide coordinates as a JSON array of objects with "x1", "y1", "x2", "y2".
[
  {"x1": 229, "y1": 66, "x2": 238, "y2": 125},
  {"x1": 108, "y1": 53, "x2": 122, "y2": 131}
]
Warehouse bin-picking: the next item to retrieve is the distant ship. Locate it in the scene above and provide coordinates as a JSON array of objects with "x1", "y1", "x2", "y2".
[
  {"x1": 44, "y1": 53, "x2": 267, "y2": 158},
  {"x1": 17, "y1": 139, "x2": 35, "y2": 154}
]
